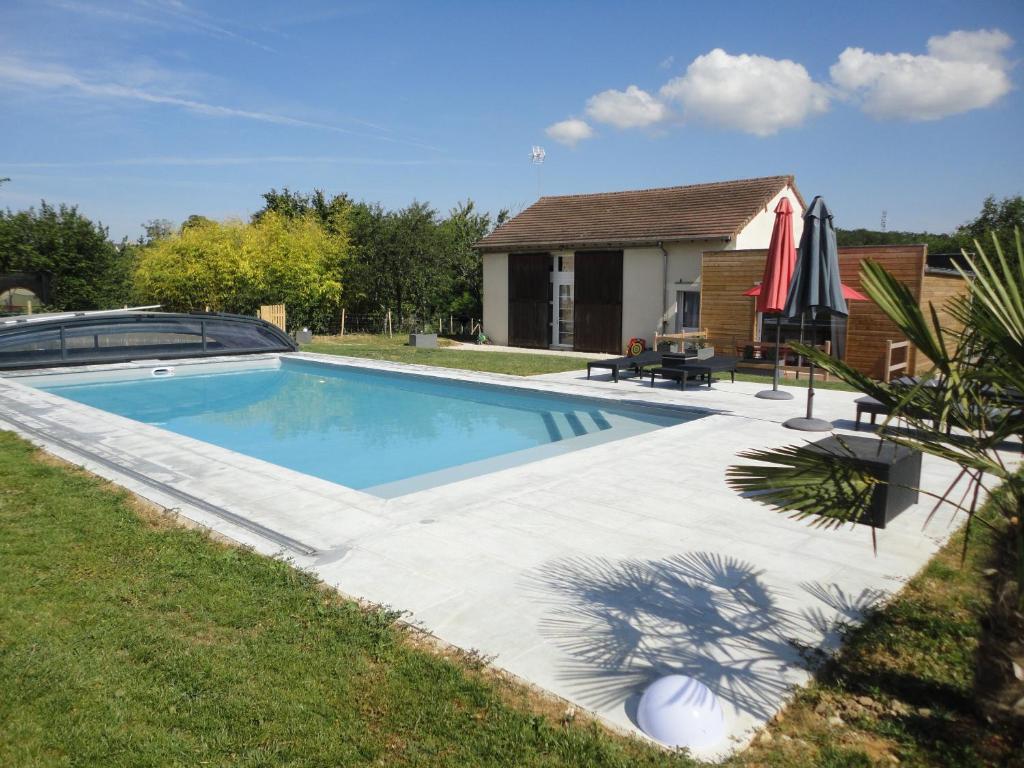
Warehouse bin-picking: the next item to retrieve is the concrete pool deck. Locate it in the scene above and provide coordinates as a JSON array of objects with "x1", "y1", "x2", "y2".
[{"x1": 0, "y1": 352, "x2": 1000, "y2": 761}]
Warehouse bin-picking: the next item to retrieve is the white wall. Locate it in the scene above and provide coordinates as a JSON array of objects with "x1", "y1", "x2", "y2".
[
  {"x1": 481, "y1": 252, "x2": 508, "y2": 345},
  {"x1": 621, "y1": 240, "x2": 716, "y2": 349},
  {"x1": 733, "y1": 185, "x2": 805, "y2": 249},
  {"x1": 620, "y1": 246, "x2": 663, "y2": 350}
]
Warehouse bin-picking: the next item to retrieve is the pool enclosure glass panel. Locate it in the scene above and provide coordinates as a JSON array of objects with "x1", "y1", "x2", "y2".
[
  {"x1": 0, "y1": 312, "x2": 296, "y2": 370},
  {"x1": 0, "y1": 327, "x2": 62, "y2": 366}
]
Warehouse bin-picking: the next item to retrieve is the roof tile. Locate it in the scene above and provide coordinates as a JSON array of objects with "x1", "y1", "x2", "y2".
[{"x1": 476, "y1": 175, "x2": 802, "y2": 251}]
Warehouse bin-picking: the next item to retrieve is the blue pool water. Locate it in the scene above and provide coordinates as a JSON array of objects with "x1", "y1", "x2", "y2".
[{"x1": 34, "y1": 358, "x2": 690, "y2": 495}]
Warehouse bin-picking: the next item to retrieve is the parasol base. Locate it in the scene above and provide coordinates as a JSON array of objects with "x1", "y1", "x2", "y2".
[
  {"x1": 755, "y1": 389, "x2": 794, "y2": 401},
  {"x1": 783, "y1": 416, "x2": 834, "y2": 432}
]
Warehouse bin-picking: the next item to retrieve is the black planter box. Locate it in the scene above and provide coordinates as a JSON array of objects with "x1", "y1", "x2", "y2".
[{"x1": 810, "y1": 435, "x2": 922, "y2": 529}]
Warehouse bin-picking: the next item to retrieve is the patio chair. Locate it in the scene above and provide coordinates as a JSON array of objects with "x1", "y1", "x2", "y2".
[{"x1": 586, "y1": 349, "x2": 663, "y2": 382}]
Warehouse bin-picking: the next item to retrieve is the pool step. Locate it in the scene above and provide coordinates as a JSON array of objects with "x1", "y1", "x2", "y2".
[{"x1": 542, "y1": 409, "x2": 614, "y2": 441}]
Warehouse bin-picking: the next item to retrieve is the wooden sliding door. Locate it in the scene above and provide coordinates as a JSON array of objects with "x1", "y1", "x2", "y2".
[
  {"x1": 574, "y1": 250, "x2": 622, "y2": 353},
  {"x1": 507, "y1": 253, "x2": 550, "y2": 348}
]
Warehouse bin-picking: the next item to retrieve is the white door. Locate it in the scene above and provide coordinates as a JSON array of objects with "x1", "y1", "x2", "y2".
[{"x1": 550, "y1": 255, "x2": 574, "y2": 347}]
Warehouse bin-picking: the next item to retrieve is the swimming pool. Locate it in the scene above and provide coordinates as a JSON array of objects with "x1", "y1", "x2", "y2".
[{"x1": 28, "y1": 357, "x2": 692, "y2": 497}]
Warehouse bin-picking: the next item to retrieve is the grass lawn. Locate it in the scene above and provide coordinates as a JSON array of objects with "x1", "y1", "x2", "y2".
[
  {"x1": 732, "y1": 371, "x2": 855, "y2": 392},
  {"x1": 301, "y1": 334, "x2": 588, "y2": 376},
  {"x1": 303, "y1": 334, "x2": 855, "y2": 391},
  {"x1": 0, "y1": 430, "x2": 1016, "y2": 767}
]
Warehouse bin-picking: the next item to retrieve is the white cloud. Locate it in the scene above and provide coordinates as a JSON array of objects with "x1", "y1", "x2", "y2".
[
  {"x1": 925, "y1": 28, "x2": 1013, "y2": 68},
  {"x1": 659, "y1": 55, "x2": 675, "y2": 70},
  {"x1": 660, "y1": 48, "x2": 829, "y2": 136},
  {"x1": 0, "y1": 56, "x2": 440, "y2": 151},
  {"x1": 1, "y1": 155, "x2": 436, "y2": 169},
  {"x1": 48, "y1": 0, "x2": 277, "y2": 53},
  {"x1": 830, "y1": 29, "x2": 1013, "y2": 121},
  {"x1": 585, "y1": 85, "x2": 668, "y2": 129},
  {"x1": 545, "y1": 118, "x2": 594, "y2": 147}
]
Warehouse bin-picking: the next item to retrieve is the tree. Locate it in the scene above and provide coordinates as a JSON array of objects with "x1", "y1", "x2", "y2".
[
  {"x1": 133, "y1": 211, "x2": 349, "y2": 331},
  {"x1": 956, "y1": 195, "x2": 1024, "y2": 251},
  {"x1": 141, "y1": 219, "x2": 175, "y2": 244},
  {"x1": 437, "y1": 201, "x2": 508, "y2": 318},
  {"x1": 0, "y1": 202, "x2": 131, "y2": 309},
  {"x1": 836, "y1": 227, "x2": 960, "y2": 253},
  {"x1": 181, "y1": 214, "x2": 215, "y2": 231},
  {"x1": 253, "y1": 188, "x2": 350, "y2": 237},
  {"x1": 253, "y1": 187, "x2": 508, "y2": 325},
  {"x1": 343, "y1": 201, "x2": 438, "y2": 323}
]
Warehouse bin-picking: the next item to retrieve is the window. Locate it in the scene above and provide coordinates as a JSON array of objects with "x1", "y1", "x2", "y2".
[{"x1": 675, "y1": 290, "x2": 700, "y2": 332}]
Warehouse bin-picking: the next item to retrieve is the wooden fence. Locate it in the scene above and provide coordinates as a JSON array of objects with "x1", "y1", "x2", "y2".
[
  {"x1": 258, "y1": 304, "x2": 286, "y2": 331},
  {"x1": 334, "y1": 310, "x2": 481, "y2": 339}
]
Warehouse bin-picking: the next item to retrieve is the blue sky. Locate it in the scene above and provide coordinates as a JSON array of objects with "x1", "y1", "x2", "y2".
[{"x1": 1, "y1": 0, "x2": 1022, "y2": 241}]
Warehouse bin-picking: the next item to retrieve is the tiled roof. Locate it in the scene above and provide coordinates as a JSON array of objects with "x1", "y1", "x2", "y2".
[{"x1": 476, "y1": 175, "x2": 803, "y2": 252}]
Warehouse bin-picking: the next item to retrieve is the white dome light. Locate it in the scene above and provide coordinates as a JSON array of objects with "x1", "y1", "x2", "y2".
[{"x1": 637, "y1": 675, "x2": 725, "y2": 750}]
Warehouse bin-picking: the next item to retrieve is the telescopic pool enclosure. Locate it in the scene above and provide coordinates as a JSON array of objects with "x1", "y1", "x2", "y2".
[{"x1": 0, "y1": 310, "x2": 296, "y2": 370}]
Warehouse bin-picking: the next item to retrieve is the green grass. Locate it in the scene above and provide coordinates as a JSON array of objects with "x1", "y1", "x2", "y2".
[
  {"x1": 732, "y1": 371, "x2": 856, "y2": 392},
  {"x1": 303, "y1": 334, "x2": 855, "y2": 390},
  {"x1": 302, "y1": 334, "x2": 588, "y2": 376},
  {"x1": 0, "y1": 430, "x2": 1013, "y2": 767},
  {"x1": 729, "y1": 499, "x2": 1019, "y2": 768}
]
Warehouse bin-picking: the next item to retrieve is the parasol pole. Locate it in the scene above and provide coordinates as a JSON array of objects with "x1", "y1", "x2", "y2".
[
  {"x1": 754, "y1": 311, "x2": 794, "y2": 400},
  {"x1": 773, "y1": 314, "x2": 783, "y2": 392},
  {"x1": 783, "y1": 307, "x2": 832, "y2": 431}
]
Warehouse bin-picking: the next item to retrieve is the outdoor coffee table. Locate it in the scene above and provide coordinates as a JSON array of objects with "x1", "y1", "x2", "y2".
[{"x1": 809, "y1": 435, "x2": 922, "y2": 528}]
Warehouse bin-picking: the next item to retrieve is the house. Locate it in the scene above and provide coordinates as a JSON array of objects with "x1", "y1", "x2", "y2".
[{"x1": 475, "y1": 175, "x2": 806, "y2": 354}]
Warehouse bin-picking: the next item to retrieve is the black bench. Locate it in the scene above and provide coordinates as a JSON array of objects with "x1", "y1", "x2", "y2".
[{"x1": 855, "y1": 396, "x2": 888, "y2": 429}]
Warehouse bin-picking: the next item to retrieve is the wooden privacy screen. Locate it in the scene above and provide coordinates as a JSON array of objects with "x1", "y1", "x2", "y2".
[
  {"x1": 507, "y1": 253, "x2": 550, "y2": 348},
  {"x1": 700, "y1": 245, "x2": 942, "y2": 379},
  {"x1": 259, "y1": 304, "x2": 286, "y2": 331},
  {"x1": 574, "y1": 250, "x2": 623, "y2": 353},
  {"x1": 838, "y1": 245, "x2": 925, "y2": 378},
  {"x1": 699, "y1": 249, "x2": 765, "y2": 352}
]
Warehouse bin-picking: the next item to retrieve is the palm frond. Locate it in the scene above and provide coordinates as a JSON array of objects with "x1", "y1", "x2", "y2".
[{"x1": 728, "y1": 438, "x2": 879, "y2": 528}]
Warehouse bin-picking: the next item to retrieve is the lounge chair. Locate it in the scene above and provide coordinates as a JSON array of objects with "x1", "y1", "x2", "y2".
[
  {"x1": 648, "y1": 355, "x2": 738, "y2": 389},
  {"x1": 587, "y1": 349, "x2": 663, "y2": 382}
]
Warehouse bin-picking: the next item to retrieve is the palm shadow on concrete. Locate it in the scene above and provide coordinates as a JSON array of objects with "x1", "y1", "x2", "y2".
[{"x1": 524, "y1": 551, "x2": 889, "y2": 726}]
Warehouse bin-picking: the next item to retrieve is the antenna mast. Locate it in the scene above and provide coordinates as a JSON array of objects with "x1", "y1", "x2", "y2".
[{"x1": 529, "y1": 145, "x2": 546, "y2": 198}]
